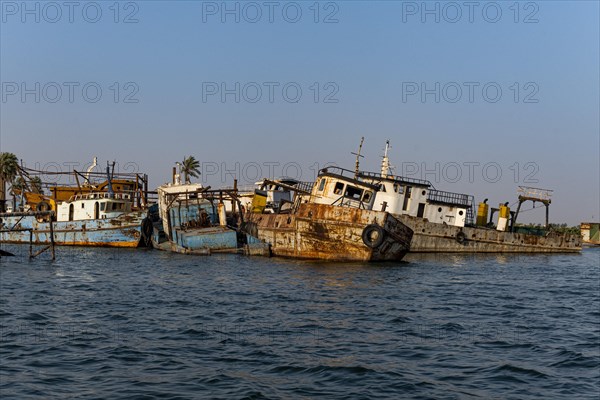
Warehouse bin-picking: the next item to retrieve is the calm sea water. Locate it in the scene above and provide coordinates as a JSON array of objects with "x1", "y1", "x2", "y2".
[{"x1": 1, "y1": 245, "x2": 598, "y2": 399}]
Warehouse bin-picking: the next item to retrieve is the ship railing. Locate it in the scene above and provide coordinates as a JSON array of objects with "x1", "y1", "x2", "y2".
[
  {"x1": 427, "y1": 189, "x2": 473, "y2": 207},
  {"x1": 319, "y1": 166, "x2": 360, "y2": 180},
  {"x1": 357, "y1": 171, "x2": 433, "y2": 188},
  {"x1": 69, "y1": 192, "x2": 132, "y2": 202},
  {"x1": 222, "y1": 180, "x2": 315, "y2": 194},
  {"x1": 428, "y1": 189, "x2": 475, "y2": 225},
  {"x1": 517, "y1": 186, "x2": 553, "y2": 201},
  {"x1": 294, "y1": 181, "x2": 315, "y2": 193}
]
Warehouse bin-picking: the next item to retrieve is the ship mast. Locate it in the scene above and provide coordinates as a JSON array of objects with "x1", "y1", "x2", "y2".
[
  {"x1": 352, "y1": 136, "x2": 365, "y2": 179},
  {"x1": 381, "y1": 140, "x2": 391, "y2": 178}
]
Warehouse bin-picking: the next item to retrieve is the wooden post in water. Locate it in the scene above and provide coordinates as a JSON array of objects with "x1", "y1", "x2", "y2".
[
  {"x1": 49, "y1": 216, "x2": 55, "y2": 260},
  {"x1": 143, "y1": 174, "x2": 148, "y2": 205},
  {"x1": 29, "y1": 230, "x2": 33, "y2": 258},
  {"x1": 232, "y1": 179, "x2": 237, "y2": 213}
]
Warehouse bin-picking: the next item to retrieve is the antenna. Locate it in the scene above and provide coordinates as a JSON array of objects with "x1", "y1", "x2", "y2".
[
  {"x1": 351, "y1": 136, "x2": 365, "y2": 178},
  {"x1": 381, "y1": 140, "x2": 392, "y2": 178},
  {"x1": 106, "y1": 161, "x2": 114, "y2": 197}
]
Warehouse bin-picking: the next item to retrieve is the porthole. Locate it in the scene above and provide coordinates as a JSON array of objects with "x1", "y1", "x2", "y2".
[
  {"x1": 438, "y1": 207, "x2": 442, "y2": 212},
  {"x1": 459, "y1": 210, "x2": 464, "y2": 216}
]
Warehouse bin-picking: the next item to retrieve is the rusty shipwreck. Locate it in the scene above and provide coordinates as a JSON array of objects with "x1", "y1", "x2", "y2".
[
  {"x1": 0, "y1": 161, "x2": 151, "y2": 248},
  {"x1": 356, "y1": 141, "x2": 581, "y2": 253},
  {"x1": 242, "y1": 167, "x2": 414, "y2": 262}
]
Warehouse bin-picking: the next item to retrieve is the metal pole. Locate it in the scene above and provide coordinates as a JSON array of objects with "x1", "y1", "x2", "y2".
[
  {"x1": 49, "y1": 217, "x2": 55, "y2": 260},
  {"x1": 232, "y1": 179, "x2": 237, "y2": 213},
  {"x1": 144, "y1": 174, "x2": 148, "y2": 206},
  {"x1": 512, "y1": 200, "x2": 523, "y2": 232}
]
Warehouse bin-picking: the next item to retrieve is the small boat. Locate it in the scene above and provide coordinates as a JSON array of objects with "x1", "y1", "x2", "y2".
[
  {"x1": 242, "y1": 167, "x2": 414, "y2": 262},
  {"x1": 0, "y1": 161, "x2": 151, "y2": 248},
  {"x1": 153, "y1": 169, "x2": 268, "y2": 255},
  {"x1": 0, "y1": 192, "x2": 147, "y2": 247}
]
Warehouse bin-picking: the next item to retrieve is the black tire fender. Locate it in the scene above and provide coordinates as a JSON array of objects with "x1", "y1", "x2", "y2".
[
  {"x1": 37, "y1": 201, "x2": 51, "y2": 212},
  {"x1": 362, "y1": 224, "x2": 386, "y2": 249},
  {"x1": 456, "y1": 231, "x2": 466, "y2": 244}
]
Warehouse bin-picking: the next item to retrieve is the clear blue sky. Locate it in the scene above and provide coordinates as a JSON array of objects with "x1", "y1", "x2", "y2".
[{"x1": 1, "y1": 0, "x2": 598, "y2": 224}]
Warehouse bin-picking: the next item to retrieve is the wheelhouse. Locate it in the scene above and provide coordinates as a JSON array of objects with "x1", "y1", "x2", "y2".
[
  {"x1": 56, "y1": 192, "x2": 133, "y2": 222},
  {"x1": 309, "y1": 167, "x2": 378, "y2": 210}
]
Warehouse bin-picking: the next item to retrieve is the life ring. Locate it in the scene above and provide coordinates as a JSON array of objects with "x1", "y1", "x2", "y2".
[
  {"x1": 36, "y1": 201, "x2": 51, "y2": 223},
  {"x1": 456, "y1": 231, "x2": 466, "y2": 244},
  {"x1": 37, "y1": 201, "x2": 51, "y2": 212},
  {"x1": 362, "y1": 224, "x2": 385, "y2": 249}
]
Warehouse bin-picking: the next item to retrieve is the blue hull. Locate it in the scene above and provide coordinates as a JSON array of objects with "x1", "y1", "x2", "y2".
[{"x1": 0, "y1": 211, "x2": 146, "y2": 247}]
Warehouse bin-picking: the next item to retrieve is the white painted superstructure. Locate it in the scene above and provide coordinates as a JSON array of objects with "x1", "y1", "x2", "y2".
[
  {"x1": 56, "y1": 192, "x2": 133, "y2": 222},
  {"x1": 357, "y1": 141, "x2": 472, "y2": 227}
]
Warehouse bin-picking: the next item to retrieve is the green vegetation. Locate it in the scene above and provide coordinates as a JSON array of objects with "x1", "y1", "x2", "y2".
[
  {"x1": 0, "y1": 152, "x2": 19, "y2": 206},
  {"x1": 181, "y1": 156, "x2": 201, "y2": 184},
  {"x1": 515, "y1": 223, "x2": 580, "y2": 236},
  {"x1": 11, "y1": 176, "x2": 43, "y2": 194}
]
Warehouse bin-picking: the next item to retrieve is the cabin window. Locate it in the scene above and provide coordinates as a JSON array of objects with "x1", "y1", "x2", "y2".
[
  {"x1": 405, "y1": 186, "x2": 412, "y2": 198},
  {"x1": 422, "y1": 190, "x2": 426, "y2": 196},
  {"x1": 438, "y1": 207, "x2": 443, "y2": 212},
  {"x1": 344, "y1": 186, "x2": 363, "y2": 200},
  {"x1": 100, "y1": 203, "x2": 106, "y2": 211},
  {"x1": 363, "y1": 191, "x2": 373, "y2": 203},
  {"x1": 333, "y1": 182, "x2": 344, "y2": 195},
  {"x1": 393, "y1": 183, "x2": 400, "y2": 193},
  {"x1": 380, "y1": 184, "x2": 386, "y2": 193},
  {"x1": 112, "y1": 202, "x2": 118, "y2": 211},
  {"x1": 94, "y1": 202, "x2": 99, "y2": 219},
  {"x1": 318, "y1": 179, "x2": 326, "y2": 192},
  {"x1": 81, "y1": 203, "x2": 85, "y2": 208}
]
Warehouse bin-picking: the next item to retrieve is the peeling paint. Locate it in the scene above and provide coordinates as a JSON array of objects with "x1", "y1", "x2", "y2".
[
  {"x1": 0, "y1": 211, "x2": 146, "y2": 248},
  {"x1": 398, "y1": 215, "x2": 581, "y2": 253},
  {"x1": 244, "y1": 203, "x2": 413, "y2": 262}
]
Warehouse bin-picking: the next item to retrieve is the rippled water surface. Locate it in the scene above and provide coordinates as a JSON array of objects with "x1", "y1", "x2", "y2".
[{"x1": 1, "y1": 245, "x2": 599, "y2": 399}]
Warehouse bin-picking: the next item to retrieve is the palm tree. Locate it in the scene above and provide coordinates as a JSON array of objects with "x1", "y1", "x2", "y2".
[
  {"x1": 181, "y1": 156, "x2": 200, "y2": 184},
  {"x1": 0, "y1": 152, "x2": 19, "y2": 211},
  {"x1": 30, "y1": 176, "x2": 43, "y2": 194},
  {"x1": 10, "y1": 177, "x2": 26, "y2": 192}
]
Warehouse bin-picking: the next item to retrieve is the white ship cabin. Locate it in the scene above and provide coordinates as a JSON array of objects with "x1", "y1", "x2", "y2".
[
  {"x1": 308, "y1": 167, "x2": 378, "y2": 210},
  {"x1": 259, "y1": 178, "x2": 299, "y2": 207},
  {"x1": 56, "y1": 192, "x2": 133, "y2": 222},
  {"x1": 254, "y1": 178, "x2": 316, "y2": 212},
  {"x1": 358, "y1": 171, "x2": 473, "y2": 227}
]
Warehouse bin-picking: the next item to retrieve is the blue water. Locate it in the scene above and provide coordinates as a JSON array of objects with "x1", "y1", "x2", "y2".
[{"x1": 1, "y1": 246, "x2": 599, "y2": 399}]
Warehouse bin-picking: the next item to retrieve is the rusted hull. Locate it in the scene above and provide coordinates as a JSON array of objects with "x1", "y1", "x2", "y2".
[
  {"x1": 0, "y1": 212, "x2": 145, "y2": 247},
  {"x1": 244, "y1": 203, "x2": 413, "y2": 262},
  {"x1": 397, "y1": 215, "x2": 581, "y2": 253}
]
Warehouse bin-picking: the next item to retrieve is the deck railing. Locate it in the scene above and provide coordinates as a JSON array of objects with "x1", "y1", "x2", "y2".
[{"x1": 358, "y1": 171, "x2": 432, "y2": 187}]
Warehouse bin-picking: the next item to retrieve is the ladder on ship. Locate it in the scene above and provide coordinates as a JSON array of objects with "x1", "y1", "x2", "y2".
[{"x1": 466, "y1": 206, "x2": 475, "y2": 226}]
